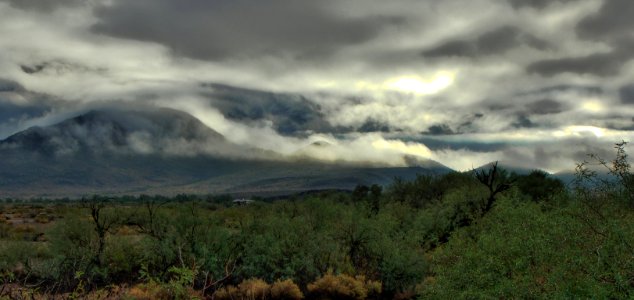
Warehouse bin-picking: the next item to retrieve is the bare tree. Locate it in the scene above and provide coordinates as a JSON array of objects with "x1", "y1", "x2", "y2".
[
  {"x1": 474, "y1": 161, "x2": 516, "y2": 214},
  {"x1": 83, "y1": 196, "x2": 130, "y2": 267}
]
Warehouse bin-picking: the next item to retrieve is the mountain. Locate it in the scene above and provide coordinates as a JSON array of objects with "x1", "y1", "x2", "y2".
[
  {"x1": 0, "y1": 107, "x2": 451, "y2": 198},
  {"x1": 472, "y1": 162, "x2": 595, "y2": 187},
  {"x1": 1, "y1": 108, "x2": 226, "y2": 155},
  {"x1": 473, "y1": 162, "x2": 540, "y2": 175}
]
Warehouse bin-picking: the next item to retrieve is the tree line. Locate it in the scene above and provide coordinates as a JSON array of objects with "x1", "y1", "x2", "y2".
[{"x1": 0, "y1": 142, "x2": 632, "y2": 299}]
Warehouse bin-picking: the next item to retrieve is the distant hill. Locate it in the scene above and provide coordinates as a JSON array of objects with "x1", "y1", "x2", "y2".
[
  {"x1": 1, "y1": 108, "x2": 226, "y2": 154},
  {"x1": 471, "y1": 161, "x2": 617, "y2": 188},
  {"x1": 472, "y1": 162, "x2": 541, "y2": 176},
  {"x1": 0, "y1": 107, "x2": 451, "y2": 198}
]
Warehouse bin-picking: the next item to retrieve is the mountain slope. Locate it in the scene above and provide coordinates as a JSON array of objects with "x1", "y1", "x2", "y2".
[
  {"x1": 1, "y1": 107, "x2": 226, "y2": 155},
  {"x1": 0, "y1": 107, "x2": 452, "y2": 197}
]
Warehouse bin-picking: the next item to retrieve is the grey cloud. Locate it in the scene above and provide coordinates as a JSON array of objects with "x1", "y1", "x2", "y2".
[
  {"x1": 0, "y1": 79, "x2": 58, "y2": 136},
  {"x1": 619, "y1": 84, "x2": 634, "y2": 104},
  {"x1": 92, "y1": 0, "x2": 404, "y2": 61},
  {"x1": 526, "y1": 51, "x2": 628, "y2": 76},
  {"x1": 19, "y1": 61, "x2": 107, "y2": 76},
  {"x1": 414, "y1": 136, "x2": 508, "y2": 152},
  {"x1": 422, "y1": 40, "x2": 475, "y2": 58},
  {"x1": 415, "y1": 135, "x2": 616, "y2": 173},
  {"x1": 423, "y1": 124, "x2": 455, "y2": 135},
  {"x1": 0, "y1": 78, "x2": 25, "y2": 92},
  {"x1": 21, "y1": 64, "x2": 46, "y2": 74},
  {"x1": 455, "y1": 113, "x2": 485, "y2": 134},
  {"x1": 1, "y1": 0, "x2": 82, "y2": 11},
  {"x1": 507, "y1": 0, "x2": 577, "y2": 9},
  {"x1": 517, "y1": 85, "x2": 603, "y2": 96},
  {"x1": 0, "y1": 101, "x2": 50, "y2": 125},
  {"x1": 201, "y1": 83, "x2": 350, "y2": 136},
  {"x1": 526, "y1": 99, "x2": 565, "y2": 115},
  {"x1": 576, "y1": 0, "x2": 634, "y2": 43},
  {"x1": 422, "y1": 26, "x2": 549, "y2": 58},
  {"x1": 528, "y1": 0, "x2": 634, "y2": 76},
  {"x1": 480, "y1": 138, "x2": 614, "y2": 172},
  {"x1": 512, "y1": 114, "x2": 536, "y2": 129},
  {"x1": 604, "y1": 121, "x2": 634, "y2": 131},
  {"x1": 358, "y1": 118, "x2": 391, "y2": 133}
]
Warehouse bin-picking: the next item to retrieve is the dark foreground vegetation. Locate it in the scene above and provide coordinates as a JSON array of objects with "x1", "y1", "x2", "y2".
[{"x1": 1, "y1": 142, "x2": 633, "y2": 299}]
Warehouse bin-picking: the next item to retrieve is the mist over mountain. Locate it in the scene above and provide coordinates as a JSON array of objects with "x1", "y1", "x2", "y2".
[
  {"x1": 0, "y1": 107, "x2": 451, "y2": 197},
  {"x1": 1, "y1": 107, "x2": 226, "y2": 155},
  {"x1": 201, "y1": 83, "x2": 349, "y2": 137}
]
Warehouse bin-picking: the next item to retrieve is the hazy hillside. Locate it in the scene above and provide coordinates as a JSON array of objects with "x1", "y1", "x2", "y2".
[{"x1": 0, "y1": 107, "x2": 451, "y2": 197}]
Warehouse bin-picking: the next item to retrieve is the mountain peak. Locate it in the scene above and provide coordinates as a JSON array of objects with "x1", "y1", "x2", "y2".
[{"x1": 1, "y1": 107, "x2": 225, "y2": 155}]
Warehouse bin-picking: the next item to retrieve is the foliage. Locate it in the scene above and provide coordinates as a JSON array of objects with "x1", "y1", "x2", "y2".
[
  {"x1": 515, "y1": 170, "x2": 565, "y2": 203},
  {"x1": 306, "y1": 272, "x2": 381, "y2": 300},
  {"x1": 214, "y1": 278, "x2": 303, "y2": 300},
  {"x1": 575, "y1": 140, "x2": 634, "y2": 204},
  {"x1": 270, "y1": 279, "x2": 304, "y2": 300},
  {"x1": 1, "y1": 142, "x2": 633, "y2": 298}
]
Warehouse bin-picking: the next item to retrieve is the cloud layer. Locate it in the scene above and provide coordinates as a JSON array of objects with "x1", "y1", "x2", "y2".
[{"x1": 0, "y1": 0, "x2": 632, "y2": 172}]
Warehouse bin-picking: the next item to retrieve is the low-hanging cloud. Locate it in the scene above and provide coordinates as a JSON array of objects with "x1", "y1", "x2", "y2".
[
  {"x1": 527, "y1": 0, "x2": 634, "y2": 76},
  {"x1": 422, "y1": 26, "x2": 549, "y2": 58},
  {"x1": 0, "y1": 0, "x2": 631, "y2": 174},
  {"x1": 91, "y1": 0, "x2": 406, "y2": 62}
]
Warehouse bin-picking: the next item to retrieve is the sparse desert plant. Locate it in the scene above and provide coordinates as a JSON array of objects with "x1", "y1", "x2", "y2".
[
  {"x1": 575, "y1": 140, "x2": 634, "y2": 203},
  {"x1": 213, "y1": 284, "x2": 241, "y2": 300},
  {"x1": 239, "y1": 278, "x2": 271, "y2": 300},
  {"x1": 270, "y1": 279, "x2": 303, "y2": 300},
  {"x1": 307, "y1": 272, "x2": 381, "y2": 300},
  {"x1": 35, "y1": 213, "x2": 50, "y2": 224},
  {"x1": 125, "y1": 281, "x2": 170, "y2": 300},
  {"x1": 213, "y1": 278, "x2": 271, "y2": 300}
]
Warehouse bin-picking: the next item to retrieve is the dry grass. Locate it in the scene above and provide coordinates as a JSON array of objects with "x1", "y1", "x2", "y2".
[{"x1": 307, "y1": 272, "x2": 381, "y2": 300}]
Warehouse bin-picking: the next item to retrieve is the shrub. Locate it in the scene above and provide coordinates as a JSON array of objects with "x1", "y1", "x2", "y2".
[
  {"x1": 214, "y1": 284, "x2": 241, "y2": 300},
  {"x1": 270, "y1": 279, "x2": 303, "y2": 300},
  {"x1": 307, "y1": 272, "x2": 381, "y2": 300},
  {"x1": 516, "y1": 170, "x2": 565, "y2": 202},
  {"x1": 239, "y1": 278, "x2": 271, "y2": 300},
  {"x1": 214, "y1": 278, "x2": 271, "y2": 300},
  {"x1": 125, "y1": 282, "x2": 171, "y2": 300},
  {"x1": 35, "y1": 213, "x2": 50, "y2": 224}
]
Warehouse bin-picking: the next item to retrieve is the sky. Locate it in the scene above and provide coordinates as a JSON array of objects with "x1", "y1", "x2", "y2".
[{"x1": 0, "y1": 0, "x2": 633, "y2": 172}]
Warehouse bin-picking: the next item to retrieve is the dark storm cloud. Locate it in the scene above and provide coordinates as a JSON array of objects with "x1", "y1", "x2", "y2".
[
  {"x1": 19, "y1": 61, "x2": 107, "y2": 76},
  {"x1": 0, "y1": 78, "x2": 25, "y2": 92},
  {"x1": 412, "y1": 136, "x2": 507, "y2": 152},
  {"x1": 92, "y1": 0, "x2": 404, "y2": 61},
  {"x1": 423, "y1": 124, "x2": 455, "y2": 136},
  {"x1": 21, "y1": 64, "x2": 46, "y2": 74},
  {"x1": 619, "y1": 84, "x2": 634, "y2": 104},
  {"x1": 1, "y1": 0, "x2": 82, "y2": 11},
  {"x1": 0, "y1": 79, "x2": 61, "y2": 138},
  {"x1": 0, "y1": 101, "x2": 50, "y2": 126},
  {"x1": 576, "y1": 0, "x2": 634, "y2": 43},
  {"x1": 528, "y1": 0, "x2": 634, "y2": 76},
  {"x1": 512, "y1": 114, "x2": 536, "y2": 129},
  {"x1": 517, "y1": 85, "x2": 603, "y2": 96},
  {"x1": 422, "y1": 26, "x2": 549, "y2": 58},
  {"x1": 507, "y1": 0, "x2": 578, "y2": 9},
  {"x1": 358, "y1": 118, "x2": 391, "y2": 133},
  {"x1": 201, "y1": 83, "x2": 350, "y2": 136},
  {"x1": 453, "y1": 113, "x2": 484, "y2": 134},
  {"x1": 526, "y1": 51, "x2": 628, "y2": 76},
  {"x1": 526, "y1": 99, "x2": 565, "y2": 115},
  {"x1": 499, "y1": 139, "x2": 606, "y2": 172}
]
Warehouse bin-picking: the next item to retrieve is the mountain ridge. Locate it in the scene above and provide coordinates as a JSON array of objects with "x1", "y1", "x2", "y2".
[{"x1": 0, "y1": 107, "x2": 452, "y2": 198}]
